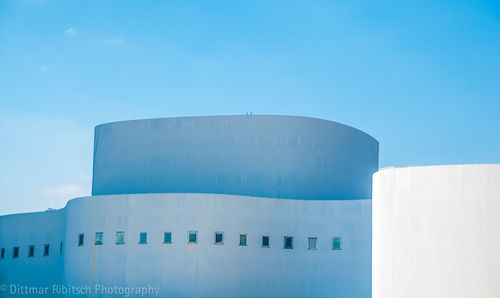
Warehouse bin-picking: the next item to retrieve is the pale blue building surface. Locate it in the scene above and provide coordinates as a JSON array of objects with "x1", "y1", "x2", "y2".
[
  {"x1": 0, "y1": 115, "x2": 377, "y2": 297},
  {"x1": 92, "y1": 116, "x2": 378, "y2": 200}
]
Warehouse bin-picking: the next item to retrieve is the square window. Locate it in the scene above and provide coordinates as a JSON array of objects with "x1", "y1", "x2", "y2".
[
  {"x1": 188, "y1": 231, "x2": 197, "y2": 244},
  {"x1": 139, "y1": 232, "x2": 148, "y2": 244},
  {"x1": 78, "y1": 233, "x2": 84, "y2": 246},
  {"x1": 214, "y1": 232, "x2": 223, "y2": 245},
  {"x1": 239, "y1": 234, "x2": 247, "y2": 246},
  {"x1": 44, "y1": 244, "x2": 50, "y2": 256},
  {"x1": 13, "y1": 246, "x2": 19, "y2": 258},
  {"x1": 308, "y1": 237, "x2": 317, "y2": 250},
  {"x1": 163, "y1": 232, "x2": 172, "y2": 244},
  {"x1": 1, "y1": 248, "x2": 5, "y2": 259},
  {"x1": 95, "y1": 232, "x2": 103, "y2": 245},
  {"x1": 332, "y1": 237, "x2": 342, "y2": 250},
  {"x1": 116, "y1": 232, "x2": 125, "y2": 245},
  {"x1": 284, "y1": 236, "x2": 293, "y2": 249},
  {"x1": 28, "y1": 245, "x2": 35, "y2": 257},
  {"x1": 262, "y1": 236, "x2": 270, "y2": 247}
]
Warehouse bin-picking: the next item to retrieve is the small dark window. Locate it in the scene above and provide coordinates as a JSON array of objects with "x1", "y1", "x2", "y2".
[
  {"x1": 78, "y1": 233, "x2": 84, "y2": 246},
  {"x1": 332, "y1": 237, "x2": 342, "y2": 250},
  {"x1": 13, "y1": 246, "x2": 19, "y2": 258},
  {"x1": 1, "y1": 248, "x2": 5, "y2": 259},
  {"x1": 95, "y1": 232, "x2": 103, "y2": 245},
  {"x1": 44, "y1": 244, "x2": 50, "y2": 256},
  {"x1": 116, "y1": 232, "x2": 125, "y2": 245},
  {"x1": 214, "y1": 232, "x2": 224, "y2": 245},
  {"x1": 28, "y1": 245, "x2": 35, "y2": 257},
  {"x1": 163, "y1": 232, "x2": 172, "y2": 244},
  {"x1": 60, "y1": 242, "x2": 63, "y2": 254},
  {"x1": 262, "y1": 236, "x2": 270, "y2": 247},
  {"x1": 188, "y1": 231, "x2": 197, "y2": 244},
  {"x1": 139, "y1": 232, "x2": 147, "y2": 244},
  {"x1": 239, "y1": 234, "x2": 247, "y2": 246},
  {"x1": 284, "y1": 236, "x2": 293, "y2": 249},
  {"x1": 308, "y1": 237, "x2": 317, "y2": 250}
]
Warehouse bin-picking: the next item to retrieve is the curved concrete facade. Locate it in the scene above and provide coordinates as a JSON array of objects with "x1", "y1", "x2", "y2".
[
  {"x1": 0, "y1": 210, "x2": 65, "y2": 290},
  {"x1": 372, "y1": 164, "x2": 500, "y2": 298},
  {"x1": 0, "y1": 115, "x2": 377, "y2": 297},
  {"x1": 64, "y1": 194, "x2": 371, "y2": 297},
  {"x1": 0, "y1": 194, "x2": 371, "y2": 298},
  {"x1": 92, "y1": 116, "x2": 379, "y2": 200}
]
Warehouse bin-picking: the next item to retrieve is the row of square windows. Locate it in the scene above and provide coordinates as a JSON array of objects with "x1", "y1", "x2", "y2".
[
  {"x1": 0, "y1": 233, "x2": 342, "y2": 259},
  {"x1": 78, "y1": 231, "x2": 342, "y2": 250},
  {"x1": 1, "y1": 242, "x2": 63, "y2": 259}
]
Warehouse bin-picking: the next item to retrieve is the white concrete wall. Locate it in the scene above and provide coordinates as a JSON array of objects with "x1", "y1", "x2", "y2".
[
  {"x1": 1, "y1": 194, "x2": 371, "y2": 297},
  {"x1": 92, "y1": 116, "x2": 379, "y2": 200},
  {"x1": 372, "y1": 164, "x2": 500, "y2": 298},
  {"x1": 0, "y1": 209, "x2": 65, "y2": 289},
  {"x1": 64, "y1": 194, "x2": 371, "y2": 298}
]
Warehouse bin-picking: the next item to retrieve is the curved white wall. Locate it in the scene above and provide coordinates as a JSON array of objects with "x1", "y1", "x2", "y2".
[
  {"x1": 64, "y1": 194, "x2": 371, "y2": 298},
  {"x1": 372, "y1": 164, "x2": 500, "y2": 298},
  {"x1": 0, "y1": 210, "x2": 65, "y2": 289},
  {"x1": 1, "y1": 193, "x2": 371, "y2": 297},
  {"x1": 92, "y1": 116, "x2": 378, "y2": 200},
  {"x1": 0, "y1": 115, "x2": 376, "y2": 297}
]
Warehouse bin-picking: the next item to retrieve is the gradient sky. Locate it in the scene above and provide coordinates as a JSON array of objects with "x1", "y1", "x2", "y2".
[{"x1": 1, "y1": 0, "x2": 499, "y2": 215}]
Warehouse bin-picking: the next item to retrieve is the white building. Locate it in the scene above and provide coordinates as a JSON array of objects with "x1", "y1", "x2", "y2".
[
  {"x1": 2, "y1": 115, "x2": 498, "y2": 298},
  {"x1": 0, "y1": 116, "x2": 378, "y2": 297},
  {"x1": 372, "y1": 164, "x2": 500, "y2": 298}
]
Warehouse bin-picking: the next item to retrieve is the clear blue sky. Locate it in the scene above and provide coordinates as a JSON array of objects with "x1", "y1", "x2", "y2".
[{"x1": 1, "y1": 0, "x2": 499, "y2": 215}]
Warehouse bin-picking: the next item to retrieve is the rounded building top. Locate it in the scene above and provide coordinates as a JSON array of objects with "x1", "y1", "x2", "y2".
[{"x1": 92, "y1": 115, "x2": 378, "y2": 200}]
